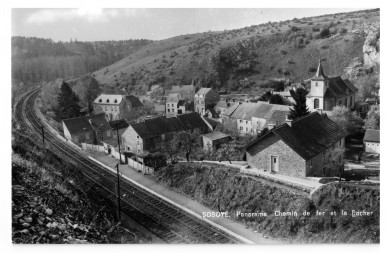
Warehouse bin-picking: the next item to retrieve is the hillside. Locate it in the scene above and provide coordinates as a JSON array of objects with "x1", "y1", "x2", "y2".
[
  {"x1": 93, "y1": 9, "x2": 379, "y2": 95},
  {"x1": 154, "y1": 163, "x2": 380, "y2": 243},
  {"x1": 12, "y1": 133, "x2": 148, "y2": 243}
]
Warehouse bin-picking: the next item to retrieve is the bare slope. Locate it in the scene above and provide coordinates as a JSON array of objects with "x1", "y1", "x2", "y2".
[{"x1": 93, "y1": 9, "x2": 379, "y2": 95}]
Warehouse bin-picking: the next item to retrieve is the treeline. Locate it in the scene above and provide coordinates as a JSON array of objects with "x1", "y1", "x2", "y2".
[{"x1": 12, "y1": 36, "x2": 152, "y2": 83}]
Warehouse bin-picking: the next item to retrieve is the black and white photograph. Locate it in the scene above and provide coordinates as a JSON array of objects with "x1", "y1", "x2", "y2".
[{"x1": 7, "y1": 2, "x2": 381, "y2": 247}]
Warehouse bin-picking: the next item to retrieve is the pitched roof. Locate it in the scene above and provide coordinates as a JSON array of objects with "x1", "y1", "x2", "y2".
[
  {"x1": 203, "y1": 131, "x2": 230, "y2": 141},
  {"x1": 196, "y1": 88, "x2": 212, "y2": 95},
  {"x1": 246, "y1": 112, "x2": 348, "y2": 160},
  {"x1": 203, "y1": 117, "x2": 221, "y2": 130},
  {"x1": 129, "y1": 113, "x2": 207, "y2": 139},
  {"x1": 166, "y1": 93, "x2": 181, "y2": 103},
  {"x1": 215, "y1": 100, "x2": 228, "y2": 109},
  {"x1": 206, "y1": 108, "x2": 219, "y2": 118},
  {"x1": 94, "y1": 94, "x2": 123, "y2": 104},
  {"x1": 225, "y1": 102, "x2": 290, "y2": 121},
  {"x1": 313, "y1": 60, "x2": 326, "y2": 80},
  {"x1": 177, "y1": 100, "x2": 187, "y2": 107},
  {"x1": 63, "y1": 113, "x2": 112, "y2": 135},
  {"x1": 126, "y1": 95, "x2": 143, "y2": 108},
  {"x1": 266, "y1": 110, "x2": 288, "y2": 126},
  {"x1": 363, "y1": 129, "x2": 380, "y2": 143},
  {"x1": 110, "y1": 119, "x2": 129, "y2": 130}
]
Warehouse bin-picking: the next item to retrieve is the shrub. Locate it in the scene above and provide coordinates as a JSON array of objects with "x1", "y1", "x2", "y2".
[
  {"x1": 319, "y1": 28, "x2": 331, "y2": 38},
  {"x1": 339, "y1": 28, "x2": 348, "y2": 35}
]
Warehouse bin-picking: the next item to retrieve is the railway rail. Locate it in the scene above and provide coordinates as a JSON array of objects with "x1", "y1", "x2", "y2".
[{"x1": 14, "y1": 88, "x2": 243, "y2": 244}]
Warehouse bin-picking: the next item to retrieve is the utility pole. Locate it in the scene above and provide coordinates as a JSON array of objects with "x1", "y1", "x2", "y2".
[
  {"x1": 115, "y1": 163, "x2": 121, "y2": 221},
  {"x1": 115, "y1": 121, "x2": 122, "y2": 163},
  {"x1": 41, "y1": 126, "x2": 45, "y2": 145}
]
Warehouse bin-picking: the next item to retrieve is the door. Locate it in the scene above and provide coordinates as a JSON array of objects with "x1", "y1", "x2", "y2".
[{"x1": 270, "y1": 156, "x2": 279, "y2": 173}]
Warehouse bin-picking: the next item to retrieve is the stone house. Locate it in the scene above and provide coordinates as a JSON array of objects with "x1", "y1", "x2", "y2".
[
  {"x1": 245, "y1": 112, "x2": 347, "y2": 178},
  {"x1": 363, "y1": 129, "x2": 380, "y2": 154},
  {"x1": 62, "y1": 113, "x2": 113, "y2": 145},
  {"x1": 93, "y1": 94, "x2": 144, "y2": 121},
  {"x1": 121, "y1": 112, "x2": 210, "y2": 154},
  {"x1": 194, "y1": 88, "x2": 220, "y2": 116},
  {"x1": 223, "y1": 102, "x2": 291, "y2": 135},
  {"x1": 306, "y1": 60, "x2": 358, "y2": 112}
]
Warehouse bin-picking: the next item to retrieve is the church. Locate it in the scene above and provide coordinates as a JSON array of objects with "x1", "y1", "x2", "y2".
[{"x1": 306, "y1": 60, "x2": 358, "y2": 112}]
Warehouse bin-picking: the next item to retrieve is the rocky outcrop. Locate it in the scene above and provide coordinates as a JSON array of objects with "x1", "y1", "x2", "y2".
[{"x1": 363, "y1": 27, "x2": 380, "y2": 69}]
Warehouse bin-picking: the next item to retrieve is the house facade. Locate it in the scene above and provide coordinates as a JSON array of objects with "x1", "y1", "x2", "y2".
[
  {"x1": 166, "y1": 93, "x2": 182, "y2": 117},
  {"x1": 62, "y1": 113, "x2": 113, "y2": 145},
  {"x1": 306, "y1": 60, "x2": 358, "y2": 112},
  {"x1": 121, "y1": 112, "x2": 210, "y2": 154},
  {"x1": 223, "y1": 102, "x2": 291, "y2": 135},
  {"x1": 363, "y1": 129, "x2": 380, "y2": 154},
  {"x1": 246, "y1": 112, "x2": 347, "y2": 178},
  {"x1": 93, "y1": 94, "x2": 144, "y2": 121},
  {"x1": 194, "y1": 88, "x2": 220, "y2": 116}
]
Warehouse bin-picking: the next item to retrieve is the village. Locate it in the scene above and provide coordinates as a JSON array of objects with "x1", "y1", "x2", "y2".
[{"x1": 60, "y1": 59, "x2": 380, "y2": 186}]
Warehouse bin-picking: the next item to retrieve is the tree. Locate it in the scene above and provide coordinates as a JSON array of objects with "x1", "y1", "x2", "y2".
[
  {"x1": 288, "y1": 88, "x2": 310, "y2": 120},
  {"x1": 156, "y1": 134, "x2": 180, "y2": 164},
  {"x1": 322, "y1": 147, "x2": 345, "y2": 178},
  {"x1": 176, "y1": 130, "x2": 201, "y2": 161},
  {"x1": 216, "y1": 142, "x2": 239, "y2": 164},
  {"x1": 72, "y1": 76, "x2": 101, "y2": 113},
  {"x1": 215, "y1": 118, "x2": 239, "y2": 138},
  {"x1": 57, "y1": 81, "x2": 81, "y2": 119},
  {"x1": 364, "y1": 105, "x2": 380, "y2": 130},
  {"x1": 329, "y1": 106, "x2": 364, "y2": 135},
  {"x1": 269, "y1": 94, "x2": 288, "y2": 105}
]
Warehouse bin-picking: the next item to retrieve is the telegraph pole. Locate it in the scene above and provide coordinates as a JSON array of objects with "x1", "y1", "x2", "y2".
[
  {"x1": 115, "y1": 163, "x2": 121, "y2": 221},
  {"x1": 41, "y1": 126, "x2": 45, "y2": 145},
  {"x1": 115, "y1": 121, "x2": 122, "y2": 164}
]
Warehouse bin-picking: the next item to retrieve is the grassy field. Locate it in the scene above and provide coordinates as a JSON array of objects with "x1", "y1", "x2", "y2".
[{"x1": 154, "y1": 163, "x2": 379, "y2": 243}]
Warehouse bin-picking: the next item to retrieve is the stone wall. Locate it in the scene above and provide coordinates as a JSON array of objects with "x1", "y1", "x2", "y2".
[{"x1": 246, "y1": 135, "x2": 306, "y2": 178}]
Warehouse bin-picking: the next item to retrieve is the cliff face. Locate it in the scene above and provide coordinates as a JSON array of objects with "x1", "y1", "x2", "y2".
[
  {"x1": 363, "y1": 27, "x2": 380, "y2": 69},
  {"x1": 343, "y1": 23, "x2": 379, "y2": 79}
]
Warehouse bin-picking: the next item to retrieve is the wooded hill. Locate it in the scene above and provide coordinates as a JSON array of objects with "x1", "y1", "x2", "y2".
[
  {"x1": 92, "y1": 9, "x2": 379, "y2": 95},
  {"x1": 11, "y1": 37, "x2": 152, "y2": 84}
]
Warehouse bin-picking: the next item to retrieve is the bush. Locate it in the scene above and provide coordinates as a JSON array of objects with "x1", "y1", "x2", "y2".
[{"x1": 319, "y1": 28, "x2": 331, "y2": 38}]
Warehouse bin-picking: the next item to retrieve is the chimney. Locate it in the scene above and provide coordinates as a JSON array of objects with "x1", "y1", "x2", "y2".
[{"x1": 285, "y1": 114, "x2": 292, "y2": 127}]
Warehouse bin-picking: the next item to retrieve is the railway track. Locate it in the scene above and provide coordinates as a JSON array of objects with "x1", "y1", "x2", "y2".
[{"x1": 14, "y1": 88, "x2": 243, "y2": 244}]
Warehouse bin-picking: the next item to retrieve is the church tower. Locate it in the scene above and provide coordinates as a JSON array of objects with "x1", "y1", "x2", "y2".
[{"x1": 309, "y1": 59, "x2": 328, "y2": 110}]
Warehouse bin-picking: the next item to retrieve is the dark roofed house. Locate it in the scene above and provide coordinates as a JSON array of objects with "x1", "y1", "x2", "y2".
[
  {"x1": 62, "y1": 113, "x2": 113, "y2": 145},
  {"x1": 363, "y1": 129, "x2": 380, "y2": 154},
  {"x1": 121, "y1": 112, "x2": 209, "y2": 154},
  {"x1": 307, "y1": 60, "x2": 358, "y2": 111},
  {"x1": 202, "y1": 131, "x2": 231, "y2": 151},
  {"x1": 246, "y1": 112, "x2": 347, "y2": 178}
]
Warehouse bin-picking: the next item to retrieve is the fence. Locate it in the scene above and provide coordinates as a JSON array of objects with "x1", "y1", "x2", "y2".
[
  {"x1": 127, "y1": 157, "x2": 154, "y2": 175},
  {"x1": 82, "y1": 143, "x2": 105, "y2": 152}
]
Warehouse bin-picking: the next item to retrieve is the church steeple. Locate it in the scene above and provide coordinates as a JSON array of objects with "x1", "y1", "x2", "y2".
[{"x1": 315, "y1": 58, "x2": 326, "y2": 79}]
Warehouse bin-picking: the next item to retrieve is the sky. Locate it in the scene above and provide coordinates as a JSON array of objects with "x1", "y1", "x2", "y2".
[{"x1": 11, "y1": 8, "x2": 368, "y2": 42}]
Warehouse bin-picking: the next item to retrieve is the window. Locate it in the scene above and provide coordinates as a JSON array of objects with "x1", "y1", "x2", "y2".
[
  {"x1": 137, "y1": 135, "x2": 139, "y2": 139},
  {"x1": 240, "y1": 126, "x2": 243, "y2": 130},
  {"x1": 107, "y1": 99, "x2": 110, "y2": 103},
  {"x1": 240, "y1": 120, "x2": 242, "y2": 123},
  {"x1": 127, "y1": 147, "x2": 130, "y2": 150},
  {"x1": 338, "y1": 100, "x2": 342, "y2": 106},
  {"x1": 246, "y1": 127, "x2": 248, "y2": 132},
  {"x1": 167, "y1": 104, "x2": 170, "y2": 107},
  {"x1": 315, "y1": 82, "x2": 318, "y2": 87},
  {"x1": 345, "y1": 98, "x2": 348, "y2": 106},
  {"x1": 114, "y1": 99, "x2": 117, "y2": 103},
  {"x1": 99, "y1": 99, "x2": 102, "y2": 102},
  {"x1": 246, "y1": 120, "x2": 248, "y2": 124},
  {"x1": 201, "y1": 101, "x2": 204, "y2": 104},
  {"x1": 168, "y1": 109, "x2": 170, "y2": 112},
  {"x1": 314, "y1": 98, "x2": 319, "y2": 109},
  {"x1": 137, "y1": 141, "x2": 139, "y2": 145},
  {"x1": 172, "y1": 109, "x2": 174, "y2": 112}
]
